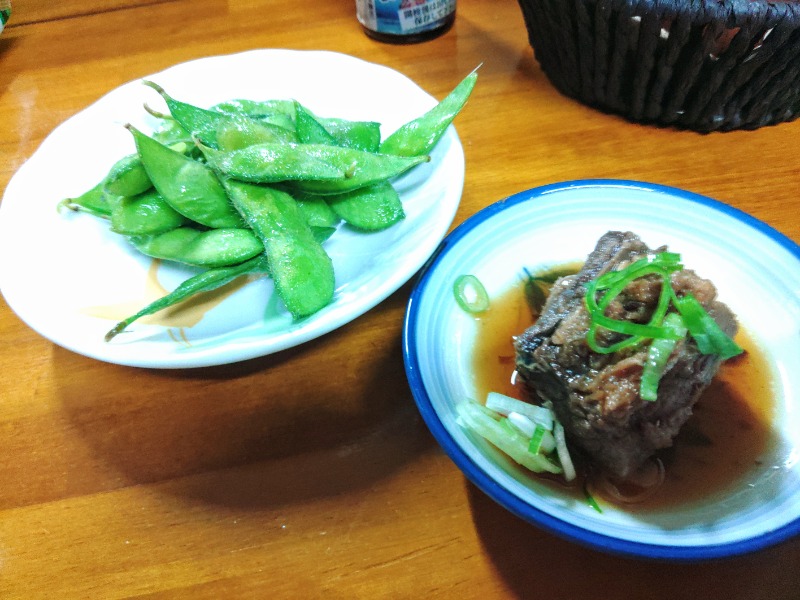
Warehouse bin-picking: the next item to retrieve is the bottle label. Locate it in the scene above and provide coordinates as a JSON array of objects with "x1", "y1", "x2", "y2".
[{"x1": 356, "y1": 0, "x2": 455, "y2": 36}]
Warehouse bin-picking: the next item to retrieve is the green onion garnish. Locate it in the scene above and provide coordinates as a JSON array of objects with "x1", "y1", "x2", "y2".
[
  {"x1": 583, "y1": 251, "x2": 743, "y2": 400},
  {"x1": 585, "y1": 252, "x2": 683, "y2": 354},
  {"x1": 673, "y1": 293, "x2": 743, "y2": 359},
  {"x1": 528, "y1": 424, "x2": 547, "y2": 454},
  {"x1": 640, "y1": 313, "x2": 687, "y2": 401},
  {"x1": 584, "y1": 253, "x2": 682, "y2": 354},
  {"x1": 584, "y1": 484, "x2": 603, "y2": 513},
  {"x1": 453, "y1": 274, "x2": 490, "y2": 314}
]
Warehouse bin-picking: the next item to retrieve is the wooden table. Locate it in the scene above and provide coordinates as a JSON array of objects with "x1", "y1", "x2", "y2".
[{"x1": 1, "y1": 1, "x2": 798, "y2": 597}]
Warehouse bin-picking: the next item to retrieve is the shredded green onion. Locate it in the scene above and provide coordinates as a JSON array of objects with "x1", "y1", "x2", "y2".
[
  {"x1": 590, "y1": 311, "x2": 684, "y2": 340},
  {"x1": 640, "y1": 313, "x2": 687, "y2": 401},
  {"x1": 583, "y1": 251, "x2": 743, "y2": 400},
  {"x1": 673, "y1": 293, "x2": 744, "y2": 360},
  {"x1": 584, "y1": 484, "x2": 603, "y2": 513},
  {"x1": 528, "y1": 424, "x2": 547, "y2": 454},
  {"x1": 453, "y1": 274, "x2": 490, "y2": 314},
  {"x1": 584, "y1": 253, "x2": 683, "y2": 354}
]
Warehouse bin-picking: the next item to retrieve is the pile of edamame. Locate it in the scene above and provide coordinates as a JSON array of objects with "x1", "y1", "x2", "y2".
[{"x1": 60, "y1": 69, "x2": 477, "y2": 341}]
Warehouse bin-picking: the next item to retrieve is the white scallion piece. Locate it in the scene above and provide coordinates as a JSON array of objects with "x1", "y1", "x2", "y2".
[
  {"x1": 507, "y1": 411, "x2": 536, "y2": 437},
  {"x1": 553, "y1": 421, "x2": 577, "y2": 482},
  {"x1": 485, "y1": 392, "x2": 554, "y2": 430},
  {"x1": 456, "y1": 400, "x2": 562, "y2": 475},
  {"x1": 528, "y1": 426, "x2": 556, "y2": 455},
  {"x1": 538, "y1": 430, "x2": 556, "y2": 454}
]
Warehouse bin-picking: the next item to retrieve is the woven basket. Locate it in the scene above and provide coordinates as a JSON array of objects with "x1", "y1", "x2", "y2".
[{"x1": 516, "y1": 0, "x2": 800, "y2": 132}]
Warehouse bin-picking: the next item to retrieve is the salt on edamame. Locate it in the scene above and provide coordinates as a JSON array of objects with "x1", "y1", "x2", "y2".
[{"x1": 60, "y1": 67, "x2": 478, "y2": 340}]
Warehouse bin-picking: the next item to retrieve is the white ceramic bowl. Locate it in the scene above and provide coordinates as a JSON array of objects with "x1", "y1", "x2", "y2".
[{"x1": 403, "y1": 179, "x2": 800, "y2": 560}]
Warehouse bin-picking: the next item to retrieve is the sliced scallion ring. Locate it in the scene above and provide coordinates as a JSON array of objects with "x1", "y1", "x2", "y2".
[{"x1": 453, "y1": 274, "x2": 490, "y2": 314}]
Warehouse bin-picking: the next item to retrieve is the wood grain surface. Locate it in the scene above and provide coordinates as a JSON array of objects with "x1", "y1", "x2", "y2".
[{"x1": 1, "y1": 0, "x2": 798, "y2": 598}]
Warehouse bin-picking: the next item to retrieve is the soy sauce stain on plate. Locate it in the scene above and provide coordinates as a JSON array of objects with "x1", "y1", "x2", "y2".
[
  {"x1": 83, "y1": 260, "x2": 256, "y2": 336},
  {"x1": 471, "y1": 275, "x2": 776, "y2": 510}
]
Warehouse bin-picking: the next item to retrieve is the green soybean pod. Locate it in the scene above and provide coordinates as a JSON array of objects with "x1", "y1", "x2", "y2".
[
  {"x1": 198, "y1": 142, "x2": 347, "y2": 184},
  {"x1": 292, "y1": 145, "x2": 428, "y2": 195},
  {"x1": 294, "y1": 101, "x2": 337, "y2": 146},
  {"x1": 150, "y1": 118, "x2": 192, "y2": 146},
  {"x1": 129, "y1": 227, "x2": 264, "y2": 268},
  {"x1": 310, "y1": 226, "x2": 337, "y2": 243},
  {"x1": 315, "y1": 117, "x2": 381, "y2": 152},
  {"x1": 128, "y1": 125, "x2": 243, "y2": 229},
  {"x1": 213, "y1": 98, "x2": 296, "y2": 123},
  {"x1": 211, "y1": 98, "x2": 297, "y2": 137},
  {"x1": 325, "y1": 181, "x2": 404, "y2": 231},
  {"x1": 104, "y1": 141, "x2": 191, "y2": 197},
  {"x1": 143, "y1": 80, "x2": 295, "y2": 147},
  {"x1": 58, "y1": 181, "x2": 112, "y2": 218},
  {"x1": 293, "y1": 193, "x2": 341, "y2": 229},
  {"x1": 105, "y1": 254, "x2": 271, "y2": 341},
  {"x1": 294, "y1": 102, "x2": 381, "y2": 152},
  {"x1": 202, "y1": 142, "x2": 427, "y2": 194},
  {"x1": 223, "y1": 179, "x2": 335, "y2": 319},
  {"x1": 214, "y1": 118, "x2": 295, "y2": 152},
  {"x1": 380, "y1": 69, "x2": 478, "y2": 157},
  {"x1": 109, "y1": 188, "x2": 187, "y2": 236},
  {"x1": 103, "y1": 153, "x2": 153, "y2": 197}
]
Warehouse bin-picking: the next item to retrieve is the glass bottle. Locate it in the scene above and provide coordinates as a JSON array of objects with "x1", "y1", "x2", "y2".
[{"x1": 355, "y1": 0, "x2": 456, "y2": 44}]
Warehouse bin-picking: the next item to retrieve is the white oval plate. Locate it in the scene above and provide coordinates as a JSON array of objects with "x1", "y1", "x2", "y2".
[
  {"x1": 404, "y1": 180, "x2": 800, "y2": 560},
  {"x1": 0, "y1": 50, "x2": 465, "y2": 368}
]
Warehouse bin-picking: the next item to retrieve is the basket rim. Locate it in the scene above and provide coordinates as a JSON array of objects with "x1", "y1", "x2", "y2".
[{"x1": 554, "y1": 0, "x2": 800, "y2": 27}]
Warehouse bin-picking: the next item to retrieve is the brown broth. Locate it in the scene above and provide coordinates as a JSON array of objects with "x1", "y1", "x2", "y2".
[{"x1": 471, "y1": 282, "x2": 776, "y2": 511}]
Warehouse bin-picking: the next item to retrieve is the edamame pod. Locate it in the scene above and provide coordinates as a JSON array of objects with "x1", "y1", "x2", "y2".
[
  {"x1": 58, "y1": 181, "x2": 111, "y2": 218},
  {"x1": 326, "y1": 181, "x2": 404, "y2": 231},
  {"x1": 315, "y1": 117, "x2": 381, "y2": 152},
  {"x1": 129, "y1": 227, "x2": 264, "y2": 268},
  {"x1": 202, "y1": 142, "x2": 428, "y2": 194},
  {"x1": 212, "y1": 98, "x2": 296, "y2": 123},
  {"x1": 217, "y1": 98, "x2": 380, "y2": 152},
  {"x1": 109, "y1": 188, "x2": 187, "y2": 236},
  {"x1": 105, "y1": 254, "x2": 271, "y2": 341},
  {"x1": 198, "y1": 142, "x2": 347, "y2": 184},
  {"x1": 380, "y1": 69, "x2": 478, "y2": 157},
  {"x1": 310, "y1": 226, "x2": 337, "y2": 243},
  {"x1": 128, "y1": 125, "x2": 243, "y2": 229},
  {"x1": 293, "y1": 146, "x2": 428, "y2": 195},
  {"x1": 294, "y1": 101, "x2": 337, "y2": 146},
  {"x1": 104, "y1": 141, "x2": 191, "y2": 197},
  {"x1": 151, "y1": 118, "x2": 192, "y2": 146},
  {"x1": 293, "y1": 193, "x2": 341, "y2": 229},
  {"x1": 223, "y1": 179, "x2": 335, "y2": 319},
  {"x1": 143, "y1": 80, "x2": 295, "y2": 147},
  {"x1": 104, "y1": 153, "x2": 152, "y2": 197},
  {"x1": 214, "y1": 119, "x2": 293, "y2": 152},
  {"x1": 295, "y1": 102, "x2": 382, "y2": 152}
]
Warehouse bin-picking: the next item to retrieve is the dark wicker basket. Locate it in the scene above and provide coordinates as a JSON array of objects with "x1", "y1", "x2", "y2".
[{"x1": 516, "y1": 0, "x2": 800, "y2": 132}]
